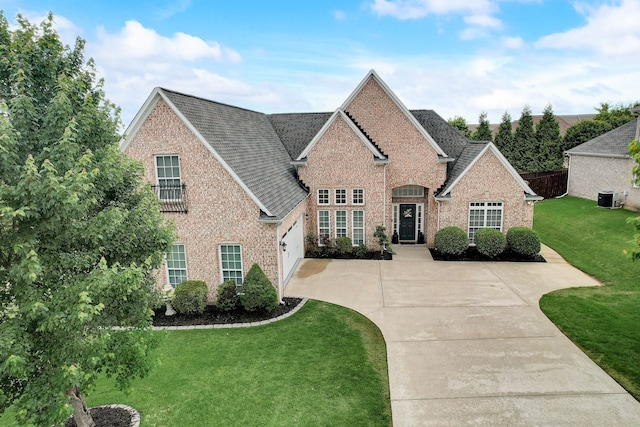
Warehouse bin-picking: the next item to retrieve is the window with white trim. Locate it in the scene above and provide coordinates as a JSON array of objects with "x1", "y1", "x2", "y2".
[
  {"x1": 468, "y1": 202, "x2": 503, "y2": 243},
  {"x1": 335, "y1": 210, "x2": 347, "y2": 238},
  {"x1": 352, "y1": 210, "x2": 364, "y2": 245},
  {"x1": 155, "y1": 155, "x2": 182, "y2": 201},
  {"x1": 318, "y1": 210, "x2": 330, "y2": 245},
  {"x1": 392, "y1": 204, "x2": 399, "y2": 234},
  {"x1": 335, "y1": 189, "x2": 347, "y2": 205},
  {"x1": 317, "y1": 188, "x2": 330, "y2": 205},
  {"x1": 416, "y1": 204, "x2": 423, "y2": 233},
  {"x1": 220, "y1": 244, "x2": 243, "y2": 286},
  {"x1": 166, "y1": 243, "x2": 187, "y2": 288},
  {"x1": 352, "y1": 188, "x2": 364, "y2": 205}
]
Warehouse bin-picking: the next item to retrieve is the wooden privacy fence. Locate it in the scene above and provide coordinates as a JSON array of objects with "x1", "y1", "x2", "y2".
[{"x1": 520, "y1": 169, "x2": 568, "y2": 199}]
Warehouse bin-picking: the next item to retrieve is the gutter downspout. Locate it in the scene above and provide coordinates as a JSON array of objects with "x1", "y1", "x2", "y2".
[
  {"x1": 383, "y1": 163, "x2": 388, "y2": 228},
  {"x1": 275, "y1": 222, "x2": 284, "y2": 303}
]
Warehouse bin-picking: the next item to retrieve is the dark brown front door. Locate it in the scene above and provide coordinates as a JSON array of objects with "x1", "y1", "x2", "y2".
[{"x1": 399, "y1": 204, "x2": 416, "y2": 241}]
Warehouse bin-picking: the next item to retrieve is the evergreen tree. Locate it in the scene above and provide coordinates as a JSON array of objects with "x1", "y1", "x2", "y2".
[
  {"x1": 535, "y1": 104, "x2": 562, "y2": 171},
  {"x1": 513, "y1": 106, "x2": 538, "y2": 172},
  {"x1": 0, "y1": 14, "x2": 174, "y2": 427},
  {"x1": 494, "y1": 111, "x2": 514, "y2": 161},
  {"x1": 448, "y1": 115, "x2": 471, "y2": 138},
  {"x1": 471, "y1": 111, "x2": 493, "y2": 142},
  {"x1": 562, "y1": 119, "x2": 611, "y2": 152}
]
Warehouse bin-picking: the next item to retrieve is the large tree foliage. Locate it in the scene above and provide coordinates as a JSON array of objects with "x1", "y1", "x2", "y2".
[
  {"x1": 513, "y1": 106, "x2": 538, "y2": 172},
  {"x1": 628, "y1": 139, "x2": 640, "y2": 261},
  {"x1": 471, "y1": 111, "x2": 493, "y2": 142},
  {"x1": 447, "y1": 115, "x2": 471, "y2": 138},
  {"x1": 494, "y1": 111, "x2": 514, "y2": 161},
  {"x1": 535, "y1": 104, "x2": 562, "y2": 171},
  {"x1": 0, "y1": 13, "x2": 174, "y2": 427}
]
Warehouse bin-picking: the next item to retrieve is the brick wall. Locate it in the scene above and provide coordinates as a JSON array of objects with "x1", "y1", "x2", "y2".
[
  {"x1": 125, "y1": 99, "x2": 281, "y2": 301},
  {"x1": 437, "y1": 149, "x2": 534, "y2": 235},
  {"x1": 568, "y1": 155, "x2": 640, "y2": 211},
  {"x1": 298, "y1": 114, "x2": 387, "y2": 249}
]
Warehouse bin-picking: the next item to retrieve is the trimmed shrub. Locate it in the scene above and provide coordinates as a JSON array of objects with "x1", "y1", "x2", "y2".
[
  {"x1": 507, "y1": 227, "x2": 541, "y2": 257},
  {"x1": 172, "y1": 280, "x2": 208, "y2": 315},
  {"x1": 216, "y1": 280, "x2": 239, "y2": 312},
  {"x1": 354, "y1": 243, "x2": 369, "y2": 258},
  {"x1": 474, "y1": 228, "x2": 506, "y2": 258},
  {"x1": 434, "y1": 226, "x2": 469, "y2": 255},
  {"x1": 240, "y1": 264, "x2": 278, "y2": 313},
  {"x1": 335, "y1": 237, "x2": 353, "y2": 254}
]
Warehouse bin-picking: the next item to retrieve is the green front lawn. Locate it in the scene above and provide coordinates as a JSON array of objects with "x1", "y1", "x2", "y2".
[
  {"x1": 1, "y1": 301, "x2": 391, "y2": 426},
  {"x1": 534, "y1": 196, "x2": 640, "y2": 399}
]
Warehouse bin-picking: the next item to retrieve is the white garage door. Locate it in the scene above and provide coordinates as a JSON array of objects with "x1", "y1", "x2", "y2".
[{"x1": 282, "y1": 216, "x2": 304, "y2": 286}]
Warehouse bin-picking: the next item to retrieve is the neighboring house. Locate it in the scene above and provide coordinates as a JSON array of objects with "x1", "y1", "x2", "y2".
[
  {"x1": 566, "y1": 118, "x2": 640, "y2": 210},
  {"x1": 121, "y1": 70, "x2": 541, "y2": 301}
]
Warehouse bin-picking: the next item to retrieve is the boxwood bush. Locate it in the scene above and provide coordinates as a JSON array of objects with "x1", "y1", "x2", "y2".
[
  {"x1": 474, "y1": 228, "x2": 506, "y2": 258},
  {"x1": 507, "y1": 226, "x2": 541, "y2": 257},
  {"x1": 335, "y1": 237, "x2": 353, "y2": 255},
  {"x1": 172, "y1": 280, "x2": 208, "y2": 315},
  {"x1": 216, "y1": 280, "x2": 239, "y2": 312},
  {"x1": 434, "y1": 226, "x2": 469, "y2": 255},
  {"x1": 240, "y1": 263, "x2": 278, "y2": 313}
]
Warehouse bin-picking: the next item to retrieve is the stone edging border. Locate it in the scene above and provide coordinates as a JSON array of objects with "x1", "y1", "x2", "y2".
[{"x1": 151, "y1": 298, "x2": 309, "y2": 331}]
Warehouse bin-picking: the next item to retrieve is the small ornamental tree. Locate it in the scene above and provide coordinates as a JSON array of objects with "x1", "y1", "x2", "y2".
[{"x1": 0, "y1": 14, "x2": 175, "y2": 427}]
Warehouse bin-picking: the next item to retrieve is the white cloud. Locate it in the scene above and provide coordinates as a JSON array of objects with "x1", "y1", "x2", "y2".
[
  {"x1": 536, "y1": 0, "x2": 640, "y2": 57},
  {"x1": 501, "y1": 36, "x2": 524, "y2": 49},
  {"x1": 333, "y1": 10, "x2": 347, "y2": 20},
  {"x1": 369, "y1": 0, "x2": 494, "y2": 19}
]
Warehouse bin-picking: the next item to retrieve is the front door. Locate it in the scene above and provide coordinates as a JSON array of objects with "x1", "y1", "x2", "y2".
[{"x1": 399, "y1": 204, "x2": 416, "y2": 241}]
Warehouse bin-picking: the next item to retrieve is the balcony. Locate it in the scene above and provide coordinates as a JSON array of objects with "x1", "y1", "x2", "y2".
[{"x1": 151, "y1": 184, "x2": 189, "y2": 213}]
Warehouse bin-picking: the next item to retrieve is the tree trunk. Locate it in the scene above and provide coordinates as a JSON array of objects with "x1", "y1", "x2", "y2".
[{"x1": 66, "y1": 386, "x2": 96, "y2": 427}]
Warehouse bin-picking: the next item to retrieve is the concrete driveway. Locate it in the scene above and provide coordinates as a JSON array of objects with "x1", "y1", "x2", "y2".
[{"x1": 284, "y1": 245, "x2": 640, "y2": 426}]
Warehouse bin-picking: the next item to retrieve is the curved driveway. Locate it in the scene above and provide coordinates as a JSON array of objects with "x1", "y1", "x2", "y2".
[{"x1": 284, "y1": 245, "x2": 640, "y2": 426}]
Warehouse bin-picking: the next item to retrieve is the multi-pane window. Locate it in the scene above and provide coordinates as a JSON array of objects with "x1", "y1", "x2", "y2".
[
  {"x1": 166, "y1": 243, "x2": 187, "y2": 288},
  {"x1": 335, "y1": 210, "x2": 347, "y2": 238},
  {"x1": 392, "y1": 185, "x2": 424, "y2": 198},
  {"x1": 155, "y1": 155, "x2": 182, "y2": 201},
  {"x1": 220, "y1": 244, "x2": 243, "y2": 286},
  {"x1": 318, "y1": 210, "x2": 330, "y2": 245},
  {"x1": 352, "y1": 210, "x2": 364, "y2": 245},
  {"x1": 468, "y1": 202, "x2": 503, "y2": 243},
  {"x1": 352, "y1": 188, "x2": 364, "y2": 205},
  {"x1": 317, "y1": 188, "x2": 330, "y2": 205},
  {"x1": 335, "y1": 189, "x2": 347, "y2": 205}
]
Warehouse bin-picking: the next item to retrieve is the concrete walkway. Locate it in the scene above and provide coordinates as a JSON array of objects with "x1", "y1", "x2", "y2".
[{"x1": 284, "y1": 245, "x2": 640, "y2": 426}]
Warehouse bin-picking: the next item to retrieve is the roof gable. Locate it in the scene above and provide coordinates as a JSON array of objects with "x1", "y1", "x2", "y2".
[
  {"x1": 566, "y1": 118, "x2": 637, "y2": 158},
  {"x1": 436, "y1": 142, "x2": 540, "y2": 200},
  {"x1": 121, "y1": 88, "x2": 308, "y2": 220},
  {"x1": 341, "y1": 70, "x2": 448, "y2": 158},
  {"x1": 295, "y1": 110, "x2": 387, "y2": 162}
]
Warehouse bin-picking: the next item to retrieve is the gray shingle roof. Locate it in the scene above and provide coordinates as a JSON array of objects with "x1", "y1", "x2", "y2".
[
  {"x1": 267, "y1": 112, "x2": 332, "y2": 159},
  {"x1": 410, "y1": 110, "x2": 468, "y2": 159},
  {"x1": 160, "y1": 88, "x2": 308, "y2": 220},
  {"x1": 435, "y1": 141, "x2": 488, "y2": 197},
  {"x1": 566, "y1": 118, "x2": 637, "y2": 157}
]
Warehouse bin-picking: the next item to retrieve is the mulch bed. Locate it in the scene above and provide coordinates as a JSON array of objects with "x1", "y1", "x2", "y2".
[
  {"x1": 65, "y1": 406, "x2": 132, "y2": 427},
  {"x1": 430, "y1": 247, "x2": 546, "y2": 262},
  {"x1": 152, "y1": 297, "x2": 303, "y2": 327}
]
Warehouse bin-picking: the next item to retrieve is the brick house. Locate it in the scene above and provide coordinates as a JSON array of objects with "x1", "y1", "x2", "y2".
[
  {"x1": 121, "y1": 70, "x2": 541, "y2": 301},
  {"x1": 566, "y1": 117, "x2": 640, "y2": 210}
]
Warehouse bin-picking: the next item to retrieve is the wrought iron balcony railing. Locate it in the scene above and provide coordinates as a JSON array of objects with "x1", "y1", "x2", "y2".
[{"x1": 151, "y1": 184, "x2": 189, "y2": 213}]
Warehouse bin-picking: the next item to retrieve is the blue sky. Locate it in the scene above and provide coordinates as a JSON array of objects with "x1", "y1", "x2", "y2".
[{"x1": 1, "y1": 0, "x2": 640, "y2": 127}]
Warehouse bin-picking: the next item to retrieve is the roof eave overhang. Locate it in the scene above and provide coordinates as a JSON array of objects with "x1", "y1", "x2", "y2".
[
  {"x1": 291, "y1": 159, "x2": 307, "y2": 166},
  {"x1": 566, "y1": 151, "x2": 630, "y2": 159},
  {"x1": 374, "y1": 158, "x2": 390, "y2": 165},
  {"x1": 438, "y1": 156, "x2": 454, "y2": 163},
  {"x1": 525, "y1": 194, "x2": 544, "y2": 201}
]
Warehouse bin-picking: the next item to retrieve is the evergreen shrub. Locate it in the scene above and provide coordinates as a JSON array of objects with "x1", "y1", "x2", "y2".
[
  {"x1": 434, "y1": 226, "x2": 469, "y2": 255},
  {"x1": 240, "y1": 264, "x2": 278, "y2": 313},
  {"x1": 172, "y1": 280, "x2": 208, "y2": 315},
  {"x1": 474, "y1": 228, "x2": 506, "y2": 258},
  {"x1": 507, "y1": 227, "x2": 541, "y2": 256},
  {"x1": 216, "y1": 280, "x2": 239, "y2": 312}
]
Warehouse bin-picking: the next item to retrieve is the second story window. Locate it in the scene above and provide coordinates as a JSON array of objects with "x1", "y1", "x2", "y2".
[
  {"x1": 352, "y1": 188, "x2": 364, "y2": 205},
  {"x1": 318, "y1": 188, "x2": 329, "y2": 205},
  {"x1": 335, "y1": 189, "x2": 347, "y2": 205},
  {"x1": 155, "y1": 155, "x2": 182, "y2": 201}
]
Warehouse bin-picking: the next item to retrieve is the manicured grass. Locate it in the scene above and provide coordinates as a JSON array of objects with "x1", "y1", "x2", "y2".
[
  {"x1": 534, "y1": 196, "x2": 640, "y2": 399},
  {"x1": 0, "y1": 301, "x2": 391, "y2": 426}
]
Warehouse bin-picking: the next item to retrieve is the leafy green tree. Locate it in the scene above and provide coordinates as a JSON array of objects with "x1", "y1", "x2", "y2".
[
  {"x1": 447, "y1": 115, "x2": 471, "y2": 138},
  {"x1": 513, "y1": 106, "x2": 538, "y2": 172},
  {"x1": 627, "y1": 139, "x2": 640, "y2": 261},
  {"x1": 494, "y1": 111, "x2": 514, "y2": 161},
  {"x1": 471, "y1": 111, "x2": 493, "y2": 142},
  {"x1": 594, "y1": 102, "x2": 636, "y2": 129},
  {"x1": 535, "y1": 104, "x2": 562, "y2": 171},
  {"x1": 562, "y1": 119, "x2": 611, "y2": 152},
  {"x1": 0, "y1": 13, "x2": 174, "y2": 427}
]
